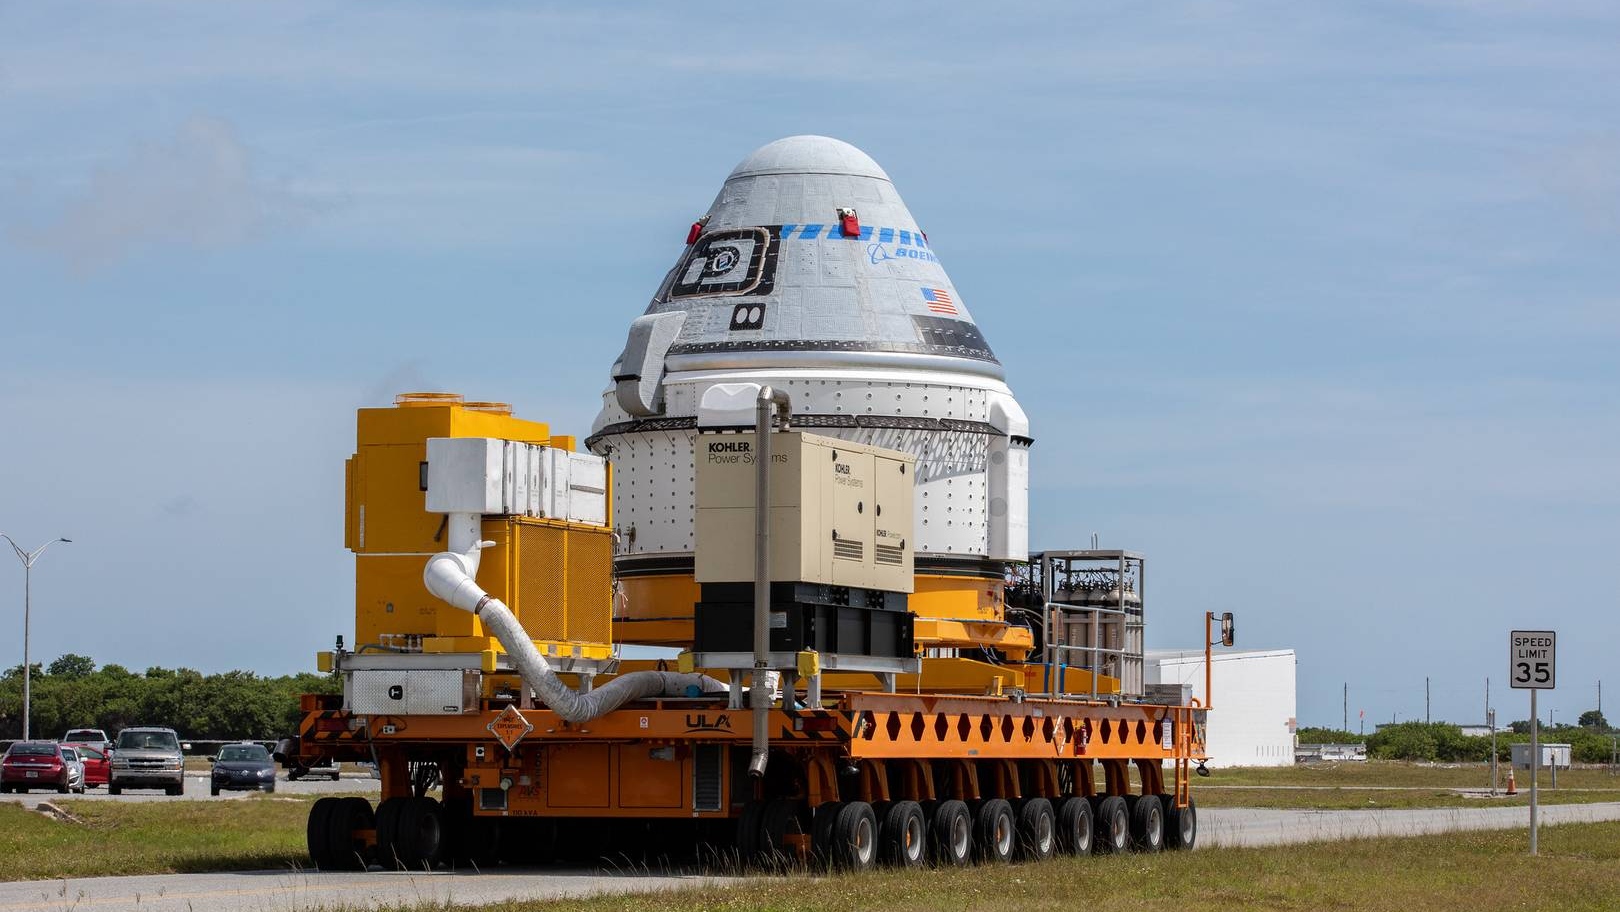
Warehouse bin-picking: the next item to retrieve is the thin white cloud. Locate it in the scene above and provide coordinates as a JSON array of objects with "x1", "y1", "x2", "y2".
[{"x1": 10, "y1": 116, "x2": 314, "y2": 269}]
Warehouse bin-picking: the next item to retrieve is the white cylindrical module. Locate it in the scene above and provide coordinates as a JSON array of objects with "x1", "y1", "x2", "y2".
[{"x1": 589, "y1": 136, "x2": 1031, "y2": 654}]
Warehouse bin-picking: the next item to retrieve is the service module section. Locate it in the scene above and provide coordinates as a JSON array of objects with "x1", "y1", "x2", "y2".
[{"x1": 1509, "y1": 630, "x2": 1557, "y2": 690}]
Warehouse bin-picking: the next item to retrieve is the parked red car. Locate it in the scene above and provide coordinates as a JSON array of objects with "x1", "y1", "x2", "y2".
[
  {"x1": 63, "y1": 742, "x2": 111, "y2": 788},
  {"x1": 0, "y1": 741, "x2": 73, "y2": 793}
]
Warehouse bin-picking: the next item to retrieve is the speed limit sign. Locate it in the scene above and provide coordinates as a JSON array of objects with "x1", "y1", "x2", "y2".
[{"x1": 1509, "y1": 630, "x2": 1556, "y2": 689}]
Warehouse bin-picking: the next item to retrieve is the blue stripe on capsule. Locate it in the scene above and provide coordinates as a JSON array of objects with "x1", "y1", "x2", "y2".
[
  {"x1": 799, "y1": 224, "x2": 824, "y2": 239},
  {"x1": 877, "y1": 227, "x2": 894, "y2": 243},
  {"x1": 898, "y1": 229, "x2": 912, "y2": 246}
]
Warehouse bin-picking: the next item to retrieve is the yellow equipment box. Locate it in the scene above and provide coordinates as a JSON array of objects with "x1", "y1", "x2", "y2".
[{"x1": 345, "y1": 393, "x2": 613, "y2": 660}]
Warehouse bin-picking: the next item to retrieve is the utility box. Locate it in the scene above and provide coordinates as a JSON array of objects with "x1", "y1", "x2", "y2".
[
  {"x1": 1511, "y1": 742, "x2": 1572, "y2": 770},
  {"x1": 694, "y1": 430, "x2": 914, "y2": 592},
  {"x1": 346, "y1": 668, "x2": 481, "y2": 716}
]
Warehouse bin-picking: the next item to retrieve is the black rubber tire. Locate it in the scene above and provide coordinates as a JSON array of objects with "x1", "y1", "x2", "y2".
[
  {"x1": 1015, "y1": 798, "x2": 1056, "y2": 862},
  {"x1": 462, "y1": 815, "x2": 502, "y2": 867},
  {"x1": 810, "y1": 801, "x2": 843, "y2": 867},
  {"x1": 972, "y1": 799, "x2": 1015, "y2": 864},
  {"x1": 758, "y1": 798, "x2": 806, "y2": 868},
  {"x1": 306, "y1": 796, "x2": 340, "y2": 869},
  {"x1": 1130, "y1": 794, "x2": 1165, "y2": 853},
  {"x1": 373, "y1": 797, "x2": 409, "y2": 869},
  {"x1": 395, "y1": 797, "x2": 445, "y2": 869},
  {"x1": 325, "y1": 796, "x2": 375, "y2": 871},
  {"x1": 108, "y1": 784, "x2": 121, "y2": 796},
  {"x1": 57, "y1": 783, "x2": 69, "y2": 794},
  {"x1": 211, "y1": 785, "x2": 220, "y2": 796},
  {"x1": 735, "y1": 800, "x2": 766, "y2": 865},
  {"x1": 264, "y1": 780, "x2": 276, "y2": 793},
  {"x1": 830, "y1": 801, "x2": 878, "y2": 871},
  {"x1": 1092, "y1": 796, "x2": 1130, "y2": 855},
  {"x1": 1164, "y1": 795, "x2": 1197, "y2": 850},
  {"x1": 927, "y1": 799, "x2": 972, "y2": 867},
  {"x1": 1056, "y1": 797, "x2": 1094, "y2": 856},
  {"x1": 879, "y1": 800, "x2": 926, "y2": 868}
]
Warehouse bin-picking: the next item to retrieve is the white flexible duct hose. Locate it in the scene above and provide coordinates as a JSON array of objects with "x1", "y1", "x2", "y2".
[{"x1": 424, "y1": 549, "x2": 725, "y2": 723}]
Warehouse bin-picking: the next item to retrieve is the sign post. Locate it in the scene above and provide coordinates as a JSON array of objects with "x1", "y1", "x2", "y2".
[{"x1": 1510, "y1": 629, "x2": 1556, "y2": 856}]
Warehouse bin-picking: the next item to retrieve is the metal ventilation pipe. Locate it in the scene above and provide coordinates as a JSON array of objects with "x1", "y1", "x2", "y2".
[
  {"x1": 749, "y1": 385, "x2": 792, "y2": 777},
  {"x1": 423, "y1": 519, "x2": 725, "y2": 723}
]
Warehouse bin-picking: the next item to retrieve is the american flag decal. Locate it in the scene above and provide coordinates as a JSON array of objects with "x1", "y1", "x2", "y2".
[{"x1": 921, "y1": 287, "x2": 957, "y2": 315}]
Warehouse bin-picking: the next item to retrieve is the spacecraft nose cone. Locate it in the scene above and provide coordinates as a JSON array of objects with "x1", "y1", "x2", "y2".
[
  {"x1": 636, "y1": 135, "x2": 998, "y2": 379},
  {"x1": 726, "y1": 135, "x2": 891, "y2": 181}
]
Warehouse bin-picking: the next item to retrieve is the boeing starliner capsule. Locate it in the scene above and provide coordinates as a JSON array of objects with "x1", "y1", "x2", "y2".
[{"x1": 589, "y1": 135, "x2": 1031, "y2": 655}]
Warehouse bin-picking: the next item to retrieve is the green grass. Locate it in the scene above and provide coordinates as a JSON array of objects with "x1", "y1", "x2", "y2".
[
  {"x1": 345, "y1": 822, "x2": 1620, "y2": 912},
  {"x1": 1204, "y1": 760, "x2": 1619, "y2": 789},
  {"x1": 2, "y1": 762, "x2": 1617, "y2": 885},
  {"x1": 1187, "y1": 761, "x2": 1620, "y2": 809},
  {"x1": 0, "y1": 795, "x2": 320, "y2": 881}
]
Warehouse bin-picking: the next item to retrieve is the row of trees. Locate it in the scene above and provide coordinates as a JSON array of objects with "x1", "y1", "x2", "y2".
[
  {"x1": 0, "y1": 654, "x2": 338, "y2": 742},
  {"x1": 1297, "y1": 718, "x2": 1618, "y2": 764}
]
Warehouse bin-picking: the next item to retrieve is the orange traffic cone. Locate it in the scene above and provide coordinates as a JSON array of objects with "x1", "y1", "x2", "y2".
[{"x1": 1506, "y1": 767, "x2": 1518, "y2": 796}]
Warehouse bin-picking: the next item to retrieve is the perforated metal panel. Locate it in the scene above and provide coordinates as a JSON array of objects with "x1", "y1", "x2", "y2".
[
  {"x1": 507, "y1": 518, "x2": 613, "y2": 647},
  {"x1": 516, "y1": 523, "x2": 568, "y2": 641},
  {"x1": 693, "y1": 744, "x2": 723, "y2": 812}
]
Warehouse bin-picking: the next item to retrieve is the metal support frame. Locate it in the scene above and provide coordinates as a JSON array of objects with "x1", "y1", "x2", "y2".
[{"x1": 1025, "y1": 549, "x2": 1145, "y2": 700}]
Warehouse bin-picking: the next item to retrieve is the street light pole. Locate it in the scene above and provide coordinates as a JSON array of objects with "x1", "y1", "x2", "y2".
[{"x1": 2, "y1": 534, "x2": 72, "y2": 741}]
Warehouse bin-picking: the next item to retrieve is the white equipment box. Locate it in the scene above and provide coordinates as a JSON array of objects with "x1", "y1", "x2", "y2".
[
  {"x1": 694, "y1": 430, "x2": 914, "y2": 592},
  {"x1": 346, "y1": 668, "x2": 482, "y2": 716}
]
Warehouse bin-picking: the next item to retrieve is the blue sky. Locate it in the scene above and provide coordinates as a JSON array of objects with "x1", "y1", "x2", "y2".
[{"x1": 1, "y1": 2, "x2": 1615, "y2": 730}]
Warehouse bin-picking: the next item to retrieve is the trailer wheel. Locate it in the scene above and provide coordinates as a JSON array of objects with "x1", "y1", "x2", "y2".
[
  {"x1": 830, "y1": 801, "x2": 878, "y2": 871},
  {"x1": 927, "y1": 799, "x2": 972, "y2": 867},
  {"x1": 401, "y1": 797, "x2": 446, "y2": 869},
  {"x1": 735, "y1": 800, "x2": 766, "y2": 865},
  {"x1": 1015, "y1": 798, "x2": 1055, "y2": 862},
  {"x1": 1091, "y1": 796, "x2": 1130, "y2": 854},
  {"x1": 810, "y1": 801, "x2": 843, "y2": 867},
  {"x1": 306, "y1": 796, "x2": 341, "y2": 868},
  {"x1": 325, "y1": 797, "x2": 375, "y2": 871},
  {"x1": 758, "y1": 798, "x2": 808, "y2": 868},
  {"x1": 879, "y1": 800, "x2": 926, "y2": 868},
  {"x1": 1164, "y1": 796, "x2": 1196, "y2": 850},
  {"x1": 972, "y1": 799, "x2": 1015, "y2": 864},
  {"x1": 1056, "y1": 797, "x2": 1093, "y2": 856},
  {"x1": 374, "y1": 797, "x2": 407, "y2": 869},
  {"x1": 1129, "y1": 794, "x2": 1164, "y2": 853}
]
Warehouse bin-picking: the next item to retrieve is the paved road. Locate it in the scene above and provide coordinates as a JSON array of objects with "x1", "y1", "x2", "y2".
[
  {"x1": 1201, "y1": 800, "x2": 1620, "y2": 847},
  {"x1": 0, "y1": 868, "x2": 734, "y2": 912},
  {"x1": 1, "y1": 802, "x2": 1617, "y2": 912}
]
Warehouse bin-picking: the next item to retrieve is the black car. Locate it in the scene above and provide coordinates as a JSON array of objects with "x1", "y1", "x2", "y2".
[{"x1": 210, "y1": 743, "x2": 277, "y2": 795}]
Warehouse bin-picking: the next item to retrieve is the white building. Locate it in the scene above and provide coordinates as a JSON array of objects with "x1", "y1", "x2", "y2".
[{"x1": 1146, "y1": 648, "x2": 1297, "y2": 768}]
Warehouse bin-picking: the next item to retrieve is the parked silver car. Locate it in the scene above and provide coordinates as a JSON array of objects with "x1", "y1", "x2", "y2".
[
  {"x1": 58, "y1": 745, "x2": 87, "y2": 793},
  {"x1": 109, "y1": 727, "x2": 186, "y2": 795}
]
